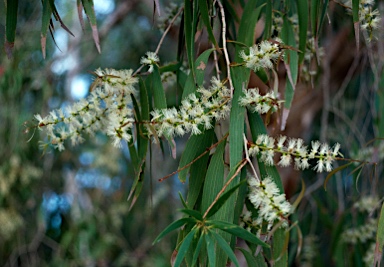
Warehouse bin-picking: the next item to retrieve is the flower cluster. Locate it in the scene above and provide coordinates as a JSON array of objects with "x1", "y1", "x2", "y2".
[
  {"x1": 363, "y1": 242, "x2": 376, "y2": 266},
  {"x1": 239, "y1": 88, "x2": 280, "y2": 114},
  {"x1": 300, "y1": 235, "x2": 318, "y2": 267},
  {"x1": 353, "y1": 196, "x2": 380, "y2": 213},
  {"x1": 342, "y1": 218, "x2": 377, "y2": 244},
  {"x1": 248, "y1": 135, "x2": 342, "y2": 172},
  {"x1": 157, "y1": 3, "x2": 182, "y2": 32},
  {"x1": 149, "y1": 77, "x2": 231, "y2": 137},
  {"x1": 239, "y1": 40, "x2": 282, "y2": 72},
  {"x1": 248, "y1": 175, "x2": 291, "y2": 225},
  {"x1": 35, "y1": 68, "x2": 138, "y2": 150},
  {"x1": 140, "y1": 52, "x2": 160, "y2": 73},
  {"x1": 344, "y1": 0, "x2": 381, "y2": 41}
]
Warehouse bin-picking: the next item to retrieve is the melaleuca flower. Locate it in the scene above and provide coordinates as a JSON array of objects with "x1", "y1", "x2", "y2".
[
  {"x1": 140, "y1": 52, "x2": 160, "y2": 73},
  {"x1": 239, "y1": 39, "x2": 282, "y2": 72},
  {"x1": 149, "y1": 77, "x2": 231, "y2": 138},
  {"x1": 35, "y1": 68, "x2": 138, "y2": 150},
  {"x1": 239, "y1": 88, "x2": 280, "y2": 114},
  {"x1": 344, "y1": 0, "x2": 381, "y2": 41},
  {"x1": 247, "y1": 134, "x2": 342, "y2": 172},
  {"x1": 248, "y1": 175, "x2": 291, "y2": 225},
  {"x1": 342, "y1": 218, "x2": 377, "y2": 244}
]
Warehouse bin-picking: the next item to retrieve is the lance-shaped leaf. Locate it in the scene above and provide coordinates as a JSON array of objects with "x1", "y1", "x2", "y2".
[
  {"x1": 81, "y1": 0, "x2": 101, "y2": 53},
  {"x1": 198, "y1": 0, "x2": 219, "y2": 51},
  {"x1": 374, "y1": 203, "x2": 384, "y2": 266},
  {"x1": 41, "y1": 0, "x2": 53, "y2": 59},
  {"x1": 5, "y1": 0, "x2": 18, "y2": 58},
  {"x1": 173, "y1": 228, "x2": 198, "y2": 267},
  {"x1": 296, "y1": 0, "x2": 308, "y2": 64},
  {"x1": 210, "y1": 231, "x2": 240, "y2": 267},
  {"x1": 208, "y1": 220, "x2": 269, "y2": 247},
  {"x1": 153, "y1": 217, "x2": 196, "y2": 244}
]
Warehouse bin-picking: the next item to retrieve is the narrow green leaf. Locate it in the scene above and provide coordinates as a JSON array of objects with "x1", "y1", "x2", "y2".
[
  {"x1": 318, "y1": 0, "x2": 329, "y2": 36},
  {"x1": 81, "y1": 0, "x2": 101, "y2": 52},
  {"x1": 48, "y1": 0, "x2": 75, "y2": 37},
  {"x1": 201, "y1": 139, "x2": 226, "y2": 213},
  {"x1": 352, "y1": 0, "x2": 360, "y2": 23},
  {"x1": 324, "y1": 162, "x2": 353, "y2": 191},
  {"x1": 296, "y1": 0, "x2": 308, "y2": 64},
  {"x1": 182, "y1": 48, "x2": 215, "y2": 99},
  {"x1": 310, "y1": 0, "x2": 319, "y2": 37},
  {"x1": 237, "y1": 247, "x2": 267, "y2": 267},
  {"x1": 198, "y1": 0, "x2": 219, "y2": 50},
  {"x1": 5, "y1": 0, "x2": 18, "y2": 58},
  {"x1": 272, "y1": 228, "x2": 289, "y2": 267},
  {"x1": 77, "y1": 0, "x2": 85, "y2": 30},
  {"x1": 205, "y1": 232, "x2": 216, "y2": 267},
  {"x1": 150, "y1": 65, "x2": 167, "y2": 109},
  {"x1": 263, "y1": 0, "x2": 273, "y2": 40},
  {"x1": 192, "y1": 233, "x2": 205, "y2": 266},
  {"x1": 174, "y1": 228, "x2": 198, "y2": 267},
  {"x1": 210, "y1": 231, "x2": 239, "y2": 267},
  {"x1": 180, "y1": 209, "x2": 203, "y2": 221},
  {"x1": 179, "y1": 192, "x2": 188, "y2": 209},
  {"x1": 184, "y1": 0, "x2": 196, "y2": 79},
  {"x1": 153, "y1": 217, "x2": 196, "y2": 244},
  {"x1": 41, "y1": 0, "x2": 52, "y2": 59},
  {"x1": 138, "y1": 78, "x2": 149, "y2": 158},
  {"x1": 205, "y1": 180, "x2": 247, "y2": 219},
  {"x1": 208, "y1": 220, "x2": 269, "y2": 247},
  {"x1": 375, "y1": 203, "x2": 384, "y2": 266},
  {"x1": 178, "y1": 129, "x2": 214, "y2": 183}
]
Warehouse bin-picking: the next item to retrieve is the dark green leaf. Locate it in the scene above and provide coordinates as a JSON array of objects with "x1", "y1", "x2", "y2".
[
  {"x1": 180, "y1": 209, "x2": 203, "y2": 221},
  {"x1": 153, "y1": 217, "x2": 196, "y2": 244},
  {"x1": 174, "y1": 228, "x2": 198, "y2": 267},
  {"x1": 182, "y1": 48, "x2": 215, "y2": 98},
  {"x1": 210, "y1": 231, "x2": 239, "y2": 267},
  {"x1": 205, "y1": 232, "x2": 216, "y2": 267},
  {"x1": 179, "y1": 192, "x2": 188, "y2": 209},
  {"x1": 150, "y1": 65, "x2": 167, "y2": 109},
  {"x1": 375, "y1": 203, "x2": 384, "y2": 266},
  {"x1": 237, "y1": 247, "x2": 267, "y2": 267},
  {"x1": 198, "y1": 0, "x2": 219, "y2": 50},
  {"x1": 296, "y1": 0, "x2": 308, "y2": 64},
  {"x1": 205, "y1": 179, "x2": 247, "y2": 219},
  {"x1": 5, "y1": 0, "x2": 18, "y2": 58},
  {"x1": 192, "y1": 233, "x2": 205, "y2": 266},
  {"x1": 208, "y1": 220, "x2": 269, "y2": 247},
  {"x1": 41, "y1": 0, "x2": 52, "y2": 58}
]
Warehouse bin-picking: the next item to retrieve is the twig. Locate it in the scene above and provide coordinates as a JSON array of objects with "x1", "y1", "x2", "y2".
[
  {"x1": 216, "y1": 0, "x2": 234, "y2": 97},
  {"x1": 203, "y1": 158, "x2": 247, "y2": 218},
  {"x1": 133, "y1": 6, "x2": 184, "y2": 76}
]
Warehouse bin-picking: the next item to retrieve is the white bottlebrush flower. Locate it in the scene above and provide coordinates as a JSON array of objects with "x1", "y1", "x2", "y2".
[
  {"x1": 247, "y1": 134, "x2": 342, "y2": 172},
  {"x1": 140, "y1": 52, "x2": 160, "y2": 73},
  {"x1": 247, "y1": 176, "x2": 291, "y2": 225},
  {"x1": 35, "y1": 68, "x2": 139, "y2": 150},
  {"x1": 149, "y1": 77, "x2": 231, "y2": 138},
  {"x1": 239, "y1": 88, "x2": 280, "y2": 114},
  {"x1": 240, "y1": 40, "x2": 282, "y2": 72}
]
